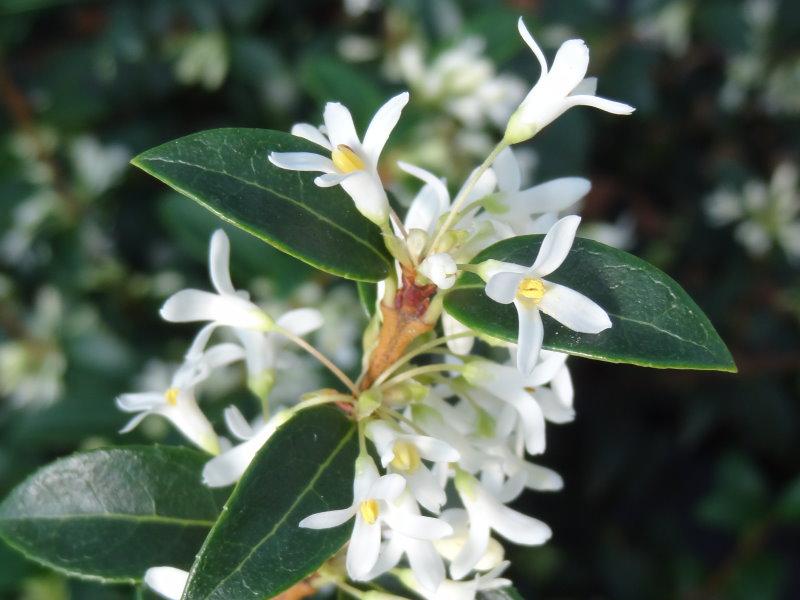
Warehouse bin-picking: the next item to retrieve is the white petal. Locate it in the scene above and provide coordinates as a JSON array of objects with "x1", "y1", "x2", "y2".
[
  {"x1": 208, "y1": 230, "x2": 235, "y2": 295},
  {"x1": 365, "y1": 536, "x2": 404, "y2": 581},
  {"x1": 505, "y1": 388, "x2": 546, "y2": 455},
  {"x1": 314, "y1": 172, "x2": 351, "y2": 187},
  {"x1": 354, "y1": 456, "x2": 381, "y2": 500},
  {"x1": 185, "y1": 322, "x2": 219, "y2": 359},
  {"x1": 551, "y1": 363, "x2": 574, "y2": 408},
  {"x1": 547, "y1": 39, "x2": 590, "y2": 97},
  {"x1": 538, "y1": 282, "x2": 612, "y2": 333},
  {"x1": 160, "y1": 289, "x2": 269, "y2": 330},
  {"x1": 450, "y1": 510, "x2": 490, "y2": 580},
  {"x1": 461, "y1": 166, "x2": 498, "y2": 204},
  {"x1": 202, "y1": 343, "x2": 245, "y2": 371},
  {"x1": 564, "y1": 94, "x2": 636, "y2": 114},
  {"x1": 385, "y1": 511, "x2": 452, "y2": 540},
  {"x1": 118, "y1": 411, "x2": 152, "y2": 434},
  {"x1": 223, "y1": 406, "x2": 254, "y2": 441},
  {"x1": 520, "y1": 461, "x2": 563, "y2": 491},
  {"x1": 485, "y1": 271, "x2": 523, "y2": 304},
  {"x1": 340, "y1": 170, "x2": 390, "y2": 225},
  {"x1": 116, "y1": 392, "x2": 162, "y2": 413},
  {"x1": 299, "y1": 506, "x2": 356, "y2": 529},
  {"x1": 531, "y1": 215, "x2": 581, "y2": 276},
  {"x1": 268, "y1": 152, "x2": 335, "y2": 172},
  {"x1": 406, "y1": 538, "x2": 446, "y2": 593},
  {"x1": 517, "y1": 18, "x2": 548, "y2": 77},
  {"x1": 493, "y1": 147, "x2": 521, "y2": 194},
  {"x1": 525, "y1": 351, "x2": 568, "y2": 387},
  {"x1": 508, "y1": 177, "x2": 590, "y2": 214},
  {"x1": 347, "y1": 517, "x2": 382, "y2": 580},
  {"x1": 412, "y1": 435, "x2": 460, "y2": 463},
  {"x1": 534, "y1": 387, "x2": 575, "y2": 424},
  {"x1": 164, "y1": 395, "x2": 220, "y2": 455},
  {"x1": 202, "y1": 434, "x2": 263, "y2": 487},
  {"x1": 276, "y1": 307, "x2": 323, "y2": 336},
  {"x1": 365, "y1": 421, "x2": 398, "y2": 466},
  {"x1": 144, "y1": 567, "x2": 188, "y2": 600},
  {"x1": 418, "y1": 253, "x2": 457, "y2": 289},
  {"x1": 442, "y1": 312, "x2": 475, "y2": 355},
  {"x1": 484, "y1": 494, "x2": 552, "y2": 545},
  {"x1": 398, "y1": 161, "x2": 450, "y2": 232},
  {"x1": 405, "y1": 466, "x2": 447, "y2": 514},
  {"x1": 363, "y1": 91, "x2": 410, "y2": 161},
  {"x1": 323, "y1": 102, "x2": 359, "y2": 148},
  {"x1": 290, "y1": 123, "x2": 332, "y2": 150},
  {"x1": 369, "y1": 473, "x2": 406, "y2": 502},
  {"x1": 514, "y1": 302, "x2": 544, "y2": 377}
]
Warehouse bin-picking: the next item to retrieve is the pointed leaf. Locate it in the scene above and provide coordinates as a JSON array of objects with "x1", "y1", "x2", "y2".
[
  {"x1": 445, "y1": 235, "x2": 736, "y2": 372},
  {"x1": 182, "y1": 405, "x2": 358, "y2": 600},
  {"x1": 0, "y1": 446, "x2": 221, "y2": 584},
  {"x1": 132, "y1": 129, "x2": 392, "y2": 282}
]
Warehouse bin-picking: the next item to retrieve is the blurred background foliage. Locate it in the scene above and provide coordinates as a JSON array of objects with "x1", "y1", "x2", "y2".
[{"x1": 0, "y1": 0, "x2": 798, "y2": 598}]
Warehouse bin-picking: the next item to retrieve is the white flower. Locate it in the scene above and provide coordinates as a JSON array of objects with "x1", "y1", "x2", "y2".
[
  {"x1": 202, "y1": 405, "x2": 292, "y2": 487},
  {"x1": 480, "y1": 147, "x2": 590, "y2": 237},
  {"x1": 162, "y1": 230, "x2": 323, "y2": 401},
  {"x1": 480, "y1": 215, "x2": 612, "y2": 374},
  {"x1": 418, "y1": 252, "x2": 458, "y2": 289},
  {"x1": 504, "y1": 18, "x2": 635, "y2": 144},
  {"x1": 399, "y1": 561, "x2": 513, "y2": 600},
  {"x1": 144, "y1": 566, "x2": 188, "y2": 600},
  {"x1": 364, "y1": 492, "x2": 447, "y2": 593},
  {"x1": 269, "y1": 92, "x2": 409, "y2": 225},
  {"x1": 450, "y1": 470, "x2": 551, "y2": 580},
  {"x1": 116, "y1": 343, "x2": 244, "y2": 454},
  {"x1": 160, "y1": 230, "x2": 274, "y2": 332},
  {"x1": 366, "y1": 420, "x2": 459, "y2": 513},
  {"x1": 299, "y1": 456, "x2": 453, "y2": 581}
]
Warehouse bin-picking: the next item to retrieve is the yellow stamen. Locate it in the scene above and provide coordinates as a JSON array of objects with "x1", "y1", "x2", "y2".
[
  {"x1": 359, "y1": 499, "x2": 380, "y2": 525},
  {"x1": 331, "y1": 144, "x2": 365, "y2": 174},
  {"x1": 517, "y1": 277, "x2": 545, "y2": 302},
  {"x1": 164, "y1": 387, "x2": 179, "y2": 406},
  {"x1": 391, "y1": 441, "x2": 421, "y2": 473}
]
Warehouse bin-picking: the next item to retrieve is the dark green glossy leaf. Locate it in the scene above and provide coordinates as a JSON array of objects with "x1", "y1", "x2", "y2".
[
  {"x1": 0, "y1": 446, "x2": 221, "y2": 584},
  {"x1": 182, "y1": 405, "x2": 358, "y2": 599},
  {"x1": 445, "y1": 235, "x2": 736, "y2": 372},
  {"x1": 132, "y1": 129, "x2": 392, "y2": 282},
  {"x1": 357, "y1": 281, "x2": 377, "y2": 317}
]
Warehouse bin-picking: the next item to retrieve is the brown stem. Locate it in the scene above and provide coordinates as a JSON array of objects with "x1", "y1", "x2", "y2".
[{"x1": 360, "y1": 266, "x2": 437, "y2": 390}]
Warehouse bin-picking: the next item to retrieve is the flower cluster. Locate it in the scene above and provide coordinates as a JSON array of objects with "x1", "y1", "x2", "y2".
[
  {"x1": 705, "y1": 161, "x2": 800, "y2": 264},
  {"x1": 137, "y1": 18, "x2": 633, "y2": 600}
]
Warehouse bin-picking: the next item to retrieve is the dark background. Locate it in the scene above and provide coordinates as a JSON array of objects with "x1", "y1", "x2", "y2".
[{"x1": 1, "y1": 1, "x2": 799, "y2": 598}]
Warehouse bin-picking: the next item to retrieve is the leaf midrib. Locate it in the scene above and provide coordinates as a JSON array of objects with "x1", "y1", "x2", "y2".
[
  {"x1": 189, "y1": 424, "x2": 356, "y2": 599},
  {"x1": 136, "y1": 155, "x2": 389, "y2": 268},
  {"x1": 0, "y1": 513, "x2": 215, "y2": 527}
]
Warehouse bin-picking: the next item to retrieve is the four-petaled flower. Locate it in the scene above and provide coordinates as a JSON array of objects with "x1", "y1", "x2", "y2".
[
  {"x1": 505, "y1": 18, "x2": 635, "y2": 144},
  {"x1": 299, "y1": 456, "x2": 453, "y2": 581},
  {"x1": 269, "y1": 92, "x2": 410, "y2": 226},
  {"x1": 480, "y1": 215, "x2": 612, "y2": 375}
]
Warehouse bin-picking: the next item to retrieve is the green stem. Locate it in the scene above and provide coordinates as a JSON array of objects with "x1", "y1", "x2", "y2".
[
  {"x1": 425, "y1": 140, "x2": 508, "y2": 256},
  {"x1": 379, "y1": 362, "x2": 466, "y2": 388},
  {"x1": 276, "y1": 326, "x2": 359, "y2": 396}
]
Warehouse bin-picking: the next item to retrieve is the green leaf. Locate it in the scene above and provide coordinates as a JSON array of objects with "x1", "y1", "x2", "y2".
[
  {"x1": 357, "y1": 281, "x2": 378, "y2": 317},
  {"x1": 132, "y1": 129, "x2": 392, "y2": 282},
  {"x1": 182, "y1": 405, "x2": 358, "y2": 599},
  {"x1": 0, "y1": 446, "x2": 221, "y2": 584},
  {"x1": 444, "y1": 235, "x2": 736, "y2": 372}
]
